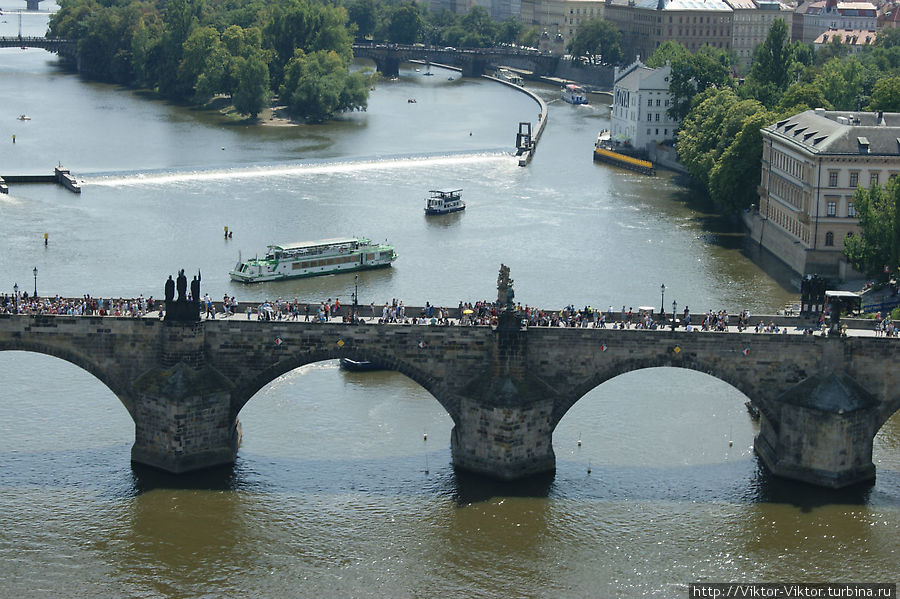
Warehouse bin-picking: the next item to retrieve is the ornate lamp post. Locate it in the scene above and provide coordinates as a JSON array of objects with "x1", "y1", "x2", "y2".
[
  {"x1": 13, "y1": 283, "x2": 18, "y2": 310},
  {"x1": 352, "y1": 274, "x2": 359, "y2": 321},
  {"x1": 660, "y1": 284, "x2": 665, "y2": 318},
  {"x1": 33, "y1": 266, "x2": 37, "y2": 298},
  {"x1": 672, "y1": 299, "x2": 677, "y2": 331}
]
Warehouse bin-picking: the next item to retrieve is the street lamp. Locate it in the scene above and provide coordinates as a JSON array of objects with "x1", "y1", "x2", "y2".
[
  {"x1": 33, "y1": 266, "x2": 38, "y2": 298},
  {"x1": 13, "y1": 283, "x2": 18, "y2": 310},
  {"x1": 353, "y1": 274, "x2": 359, "y2": 321},
  {"x1": 672, "y1": 299, "x2": 677, "y2": 331},
  {"x1": 660, "y1": 284, "x2": 666, "y2": 317}
]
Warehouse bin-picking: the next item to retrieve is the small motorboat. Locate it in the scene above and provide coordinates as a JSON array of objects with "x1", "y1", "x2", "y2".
[
  {"x1": 17, "y1": 114, "x2": 30, "y2": 120},
  {"x1": 407, "y1": 98, "x2": 417, "y2": 103},
  {"x1": 340, "y1": 357, "x2": 383, "y2": 371}
]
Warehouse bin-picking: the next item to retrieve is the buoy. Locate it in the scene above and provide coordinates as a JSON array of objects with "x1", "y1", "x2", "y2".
[{"x1": 423, "y1": 432, "x2": 427, "y2": 441}]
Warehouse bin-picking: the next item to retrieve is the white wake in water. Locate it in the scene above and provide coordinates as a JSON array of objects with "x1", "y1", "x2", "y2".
[{"x1": 84, "y1": 151, "x2": 514, "y2": 187}]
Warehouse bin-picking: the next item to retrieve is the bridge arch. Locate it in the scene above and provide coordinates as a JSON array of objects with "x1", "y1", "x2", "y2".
[
  {"x1": 0, "y1": 342, "x2": 135, "y2": 416},
  {"x1": 232, "y1": 348, "x2": 459, "y2": 425},
  {"x1": 554, "y1": 354, "x2": 763, "y2": 427}
]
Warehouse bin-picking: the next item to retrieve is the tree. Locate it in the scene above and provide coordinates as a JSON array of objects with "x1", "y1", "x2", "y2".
[
  {"x1": 778, "y1": 83, "x2": 832, "y2": 113},
  {"x1": 668, "y1": 46, "x2": 732, "y2": 121},
  {"x1": 814, "y1": 56, "x2": 871, "y2": 110},
  {"x1": 746, "y1": 19, "x2": 794, "y2": 94},
  {"x1": 708, "y1": 108, "x2": 774, "y2": 212},
  {"x1": 348, "y1": 0, "x2": 377, "y2": 40},
  {"x1": 646, "y1": 40, "x2": 688, "y2": 68},
  {"x1": 387, "y1": 2, "x2": 421, "y2": 44},
  {"x1": 281, "y1": 49, "x2": 369, "y2": 122},
  {"x1": 566, "y1": 18, "x2": 622, "y2": 64},
  {"x1": 843, "y1": 178, "x2": 900, "y2": 278},
  {"x1": 868, "y1": 76, "x2": 900, "y2": 112},
  {"x1": 232, "y1": 54, "x2": 270, "y2": 118}
]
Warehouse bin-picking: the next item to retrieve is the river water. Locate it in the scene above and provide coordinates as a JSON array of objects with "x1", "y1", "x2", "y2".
[{"x1": 0, "y1": 6, "x2": 898, "y2": 597}]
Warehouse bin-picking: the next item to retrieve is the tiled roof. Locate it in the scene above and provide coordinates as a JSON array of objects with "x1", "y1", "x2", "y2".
[{"x1": 766, "y1": 110, "x2": 900, "y2": 155}]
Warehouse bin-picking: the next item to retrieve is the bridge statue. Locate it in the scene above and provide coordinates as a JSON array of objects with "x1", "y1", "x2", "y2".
[
  {"x1": 497, "y1": 264, "x2": 514, "y2": 311},
  {"x1": 164, "y1": 268, "x2": 200, "y2": 323}
]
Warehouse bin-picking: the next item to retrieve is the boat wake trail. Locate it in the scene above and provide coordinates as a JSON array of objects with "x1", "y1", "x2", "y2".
[{"x1": 84, "y1": 151, "x2": 513, "y2": 187}]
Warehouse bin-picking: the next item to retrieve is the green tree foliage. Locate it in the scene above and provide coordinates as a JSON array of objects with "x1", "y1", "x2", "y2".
[
  {"x1": 668, "y1": 46, "x2": 732, "y2": 121},
  {"x1": 232, "y1": 54, "x2": 271, "y2": 118},
  {"x1": 281, "y1": 49, "x2": 369, "y2": 122},
  {"x1": 459, "y1": 6, "x2": 496, "y2": 48},
  {"x1": 347, "y1": 0, "x2": 377, "y2": 40},
  {"x1": 49, "y1": 0, "x2": 366, "y2": 121},
  {"x1": 868, "y1": 76, "x2": 900, "y2": 112},
  {"x1": 387, "y1": 2, "x2": 422, "y2": 44},
  {"x1": 676, "y1": 87, "x2": 772, "y2": 210},
  {"x1": 778, "y1": 83, "x2": 832, "y2": 113},
  {"x1": 565, "y1": 18, "x2": 622, "y2": 64},
  {"x1": 843, "y1": 179, "x2": 900, "y2": 277},
  {"x1": 814, "y1": 56, "x2": 871, "y2": 110},
  {"x1": 708, "y1": 109, "x2": 774, "y2": 212},
  {"x1": 646, "y1": 40, "x2": 688, "y2": 68},
  {"x1": 741, "y1": 19, "x2": 799, "y2": 107},
  {"x1": 815, "y1": 35, "x2": 850, "y2": 65}
]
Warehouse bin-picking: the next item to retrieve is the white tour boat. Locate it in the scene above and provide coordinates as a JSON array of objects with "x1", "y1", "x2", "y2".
[
  {"x1": 561, "y1": 83, "x2": 588, "y2": 105},
  {"x1": 424, "y1": 189, "x2": 465, "y2": 215},
  {"x1": 496, "y1": 68, "x2": 524, "y2": 86},
  {"x1": 229, "y1": 237, "x2": 397, "y2": 283}
]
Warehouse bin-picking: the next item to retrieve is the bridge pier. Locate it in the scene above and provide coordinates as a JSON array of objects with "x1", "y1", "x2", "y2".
[
  {"x1": 130, "y1": 323, "x2": 239, "y2": 474},
  {"x1": 754, "y1": 373, "x2": 878, "y2": 488},
  {"x1": 372, "y1": 56, "x2": 400, "y2": 78},
  {"x1": 450, "y1": 311, "x2": 557, "y2": 479}
]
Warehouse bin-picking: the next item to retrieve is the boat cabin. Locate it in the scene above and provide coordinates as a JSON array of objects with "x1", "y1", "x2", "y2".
[{"x1": 425, "y1": 189, "x2": 465, "y2": 215}]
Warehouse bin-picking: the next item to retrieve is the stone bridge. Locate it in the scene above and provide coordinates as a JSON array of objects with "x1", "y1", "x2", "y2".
[
  {"x1": 0, "y1": 311, "x2": 897, "y2": 489},
  {"x1": 352, "y1": 43, "x2": 560, "y2": 78},
  {"x1": 0, "y1": 36, "x2": 76, "y2": 62}
]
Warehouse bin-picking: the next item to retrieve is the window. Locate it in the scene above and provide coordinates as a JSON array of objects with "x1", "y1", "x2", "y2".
[
  {"x1": 827, "y1": 201, "x2": 836, "y2": 217},
  {"x1": 656, "y1": 99, "x2": 660, "y2": 106},
  {"x1": 825, "y1": 231, "x2": 834, "y2": 246},
  {"x1": 828, "y1": 171, "x2": 838, "y2": 187},
  {"x1": 648, "y1": 99, "x2": 653, "y2": 106},
  {"x1": 849, "y1": 172, "x2": 859, "y2": 187},
  {"x1": 655, "y1": 114, "x2": 660, "y2": 121},
  {"x1": 871, "y1": 172, "x2": 879, "y2": 185},
  {"x1": 648, "y1": 114, "x2": 653, "y2": 121},
  {"x1": 848, "y1": 202, "x2": 856, "y2": 217}
]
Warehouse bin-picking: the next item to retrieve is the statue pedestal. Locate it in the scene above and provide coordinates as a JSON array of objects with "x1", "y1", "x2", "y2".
[{"x1": 164, "y1": 299, "x2": 200, "y2": 323}]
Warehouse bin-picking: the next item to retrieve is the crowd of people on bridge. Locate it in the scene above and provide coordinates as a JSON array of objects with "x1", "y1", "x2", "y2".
[
  {"x1": 3, "y1": 290, "x2": 897, "y2": 338},
  {"x1": 0, "y1": 293, "x2": 155, "y2": 317}
]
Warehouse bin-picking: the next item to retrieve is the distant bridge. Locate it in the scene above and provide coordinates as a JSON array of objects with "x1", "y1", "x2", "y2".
[
  {"x1": 0, "y1": 36, "x2": 76, "y2": 61},
  {"x1": 352, "y1": 43, "x2": 560, "y2": 78}
]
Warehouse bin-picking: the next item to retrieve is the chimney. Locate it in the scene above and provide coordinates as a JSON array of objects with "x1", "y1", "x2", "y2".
[{"x1": 878, "y1": 111, "x2": 885, "y2": 125}]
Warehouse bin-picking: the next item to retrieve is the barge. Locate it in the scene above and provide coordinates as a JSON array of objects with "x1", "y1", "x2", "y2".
[{"x1": 593, "y1": 130, "x2": 655, "y2": 175}]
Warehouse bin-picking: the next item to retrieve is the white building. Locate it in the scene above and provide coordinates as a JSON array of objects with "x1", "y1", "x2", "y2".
[
  {"x1": 610, "y1": 59, "x2": 679, "y2": 150},
  {"x1": 751, "y1": 109, "x2": 900, "y2": 278}
]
